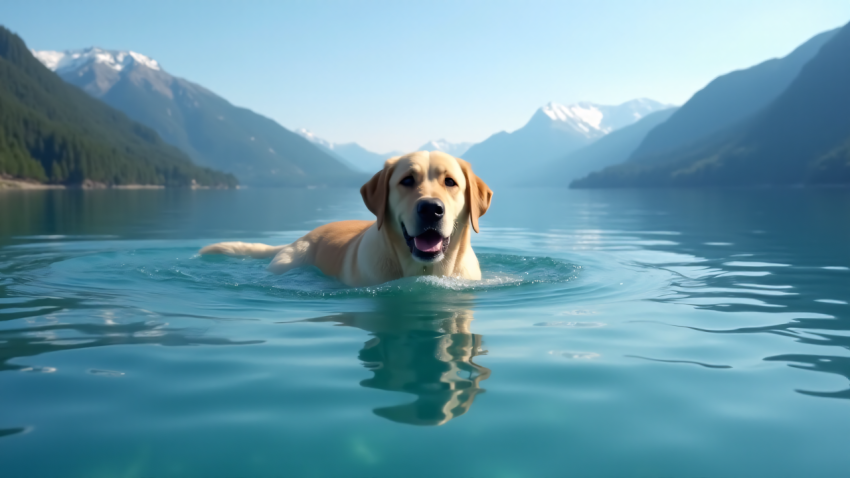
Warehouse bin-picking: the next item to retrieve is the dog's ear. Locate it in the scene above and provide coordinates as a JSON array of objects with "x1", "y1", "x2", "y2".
[
  {"x1": 360, "y1": 162, "x2": 396, "y2": 230},
  {"x1": 458, "y1": 159, "x2": 493, "y2": 233}
]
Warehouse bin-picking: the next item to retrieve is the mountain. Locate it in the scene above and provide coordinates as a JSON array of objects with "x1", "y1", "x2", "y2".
[
  {"x1": 522, "y1": 107, "x2": 678, "y2": 185},
  {"x1": 0, "y1": 27, "x2": 235, "y2": 188},
  {"x1": 295, "y1": 131, "x2": 473, "y2": 173},
  {"x1": 572, "y1": 22, "x2": 850, "y2": 188},
  {"x1": 416, "y1": 139, "x2": 473, "y2": 158},
  {"x1": 627, "y1": 28, "x2": 839, "y2": 162},
  {"x1": 33, "y1": 47, "x2": 363, "y2": 187},
  {"x1": 461, "y1": 99, "x2": 671, "y2": 185},
  {"x1": 295, "y1": 128, "x2": 400, "y2": 173}
]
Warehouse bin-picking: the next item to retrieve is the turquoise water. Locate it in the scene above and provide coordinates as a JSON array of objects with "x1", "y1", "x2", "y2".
[{"x1": 2, "y1": 188, "x2": 850, "y2": 477}]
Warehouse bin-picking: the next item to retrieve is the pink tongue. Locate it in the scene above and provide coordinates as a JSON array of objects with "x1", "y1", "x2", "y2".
[{"x1": 414, "y1": 232, "x2": 443, "y2": 252}]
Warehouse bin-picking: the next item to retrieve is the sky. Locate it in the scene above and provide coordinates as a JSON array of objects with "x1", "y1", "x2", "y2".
[{"x1": 2, "y1": 1, "x2": 849, "y2": 152}]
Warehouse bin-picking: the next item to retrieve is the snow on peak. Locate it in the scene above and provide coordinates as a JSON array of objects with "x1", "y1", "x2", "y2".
[
  {"x1": 417, "y1": 139, "x2": 473, "y2": 157},
  {"x1": 31, "y1": 50, "x2": 66, "y2": 71},
  {"x1": 32, "y1": 47, "x2": 162, "y2": 73},
  {"x1": 541, "y1": 102, "x2": 605, "y2": 133},
  {"x1": 296, "y1": 128, "x2": 335, "y2": 149},
  {"x1": 535, "y1": 98, "x2": 672, "y2": 136}
]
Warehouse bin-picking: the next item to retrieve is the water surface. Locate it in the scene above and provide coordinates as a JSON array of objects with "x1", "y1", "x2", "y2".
[{"x1": 1, "y1": 187, "x2": 849, "y2": 477}]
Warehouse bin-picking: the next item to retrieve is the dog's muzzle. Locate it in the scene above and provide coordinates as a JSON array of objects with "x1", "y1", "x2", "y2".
[{"x1": 402, "y1": 223, "x2": 450, "y2": 262}]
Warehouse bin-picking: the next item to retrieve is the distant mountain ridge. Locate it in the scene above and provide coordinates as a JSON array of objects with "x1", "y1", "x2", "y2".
[
  {"x1": 626, "y1": 28, "x2": 839, "y2": 162},
  {"x1": 0, "y1": 27, "x2": 235, "y2": 188},
  {"x1": 525, "y1": 107, "x2": 679, "y2": 185},
  {"x1": 296, "y1": 130, "x2": 473, "y2": 173},
  {"x1": 573, "y1": 23, "x2": 850, "y2": 187},
  {"x1": 34, "y1": 47, "x2": 364, "y2": 187},
  {"x1": 462, "y1": 98, "x2": 672, "y2": 185},
  {"x1": 295, "y1": 129, "x2": 400, "y2": 173},
  {"x1": 416, "y1": 139, "x2": 473, "y2": 158}
]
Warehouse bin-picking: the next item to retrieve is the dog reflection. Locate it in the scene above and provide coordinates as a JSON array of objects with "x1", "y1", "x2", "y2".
[{"x1": 307, "y1": 310, "x2": 490, "y2": 426}]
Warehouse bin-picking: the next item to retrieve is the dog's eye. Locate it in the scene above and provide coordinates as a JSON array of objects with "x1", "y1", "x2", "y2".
[
  {"x1": 445, "y1": 177, "x2": 457, "y2": 187},
  {"x1": 400, "y1": 176, "x2": 415, "y2": 187}
]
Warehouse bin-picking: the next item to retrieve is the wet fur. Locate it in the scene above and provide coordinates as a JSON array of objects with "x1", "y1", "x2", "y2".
[{"x1": 200, "y1": 151, "x2": 492, "y2": 287}]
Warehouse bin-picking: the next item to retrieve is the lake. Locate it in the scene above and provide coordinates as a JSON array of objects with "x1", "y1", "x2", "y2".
[{"x1": 1, "y1": 187, "x2": 849, "y2": 477}]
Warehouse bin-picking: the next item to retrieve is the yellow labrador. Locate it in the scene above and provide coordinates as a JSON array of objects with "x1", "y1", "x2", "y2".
[{"x1": 200, "y1": 151, "x2": 493, "y2": 287}]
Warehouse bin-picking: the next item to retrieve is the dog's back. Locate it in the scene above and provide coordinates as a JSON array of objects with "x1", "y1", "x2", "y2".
[{"x1": 200, "y1": 220, "x2": 375, "y2": 278}]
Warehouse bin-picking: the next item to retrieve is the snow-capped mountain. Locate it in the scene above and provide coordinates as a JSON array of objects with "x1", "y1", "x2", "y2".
[
  {"x1": 34, "y1": 47, "x2": 161, "y2": 74},
  {"x1": 296, "y1": 129, "x2": 401, "y2": 173},
  {"x1": 463, "y1": 98, "x2": 673, "y2": 185},
  {"x1": 530, "y1": 99, "x2": 671, "y2": 138},
  {"x1": 32, "y1": 48, "x2": 171, "y2": 100},
  {"x1": 33, "y1": 47, "x2": 363, "y2": 187},
  {"x1": 416, "y1": 139, "x2": 473, "y2": 157},
  {"x1": 522, "y1": 107, "x2": 679, "y2": 185}
]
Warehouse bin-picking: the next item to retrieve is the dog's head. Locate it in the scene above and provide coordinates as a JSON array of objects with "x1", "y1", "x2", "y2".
[{"x1": 361, "y1": 151, "x2": 492, "y2": 263}]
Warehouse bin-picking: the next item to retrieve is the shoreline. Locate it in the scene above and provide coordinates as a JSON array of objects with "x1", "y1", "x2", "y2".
[
  {"x1": 0, "y1": 176, "x2": 233, "y2": 190},
  {"x1": 0, "y1": 177, "x2": 64, "y2": 189}
]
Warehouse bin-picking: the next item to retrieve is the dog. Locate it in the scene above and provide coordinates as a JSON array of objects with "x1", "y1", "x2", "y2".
[{"x1": 200, "y1": 151, "x2": 493, "y2": 287}]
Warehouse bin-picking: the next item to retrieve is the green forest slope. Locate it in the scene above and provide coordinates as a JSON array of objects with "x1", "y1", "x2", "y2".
[
  {"x1": 0, "y1": 26, "x2": 236, "y2": 187},
  {"x1": 572, "y1": 22, "x2": 850, "y2": 188}
]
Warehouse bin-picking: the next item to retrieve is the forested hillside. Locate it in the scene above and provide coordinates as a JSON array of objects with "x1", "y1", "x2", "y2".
[
  {"x1": 0, "y1": 27, "x2": 236, "y2": 187},
  {"x1": 36, "y1": 47, "x2": 365, "y2": 187},
  {"x1": 572, "y1": 22, "x2": 850, "y2": 188},
  {"x1": 627, "y1": 28, "x2": 838, "y2": 162}
]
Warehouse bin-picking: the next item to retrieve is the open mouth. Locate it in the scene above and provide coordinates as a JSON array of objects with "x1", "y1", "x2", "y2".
[{"x1": 402, "y1": 223, "x2": 450, "y2": 261}]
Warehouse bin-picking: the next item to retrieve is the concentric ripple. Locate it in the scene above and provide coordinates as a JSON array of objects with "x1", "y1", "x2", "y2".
[{"x1": 2, "y1": 187, "x2": 850, "y2": 478}]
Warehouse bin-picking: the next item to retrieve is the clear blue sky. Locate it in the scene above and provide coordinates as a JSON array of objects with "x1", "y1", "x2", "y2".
[{"x1": 2, "y1": 1, "x2": 849, "y2": 152}]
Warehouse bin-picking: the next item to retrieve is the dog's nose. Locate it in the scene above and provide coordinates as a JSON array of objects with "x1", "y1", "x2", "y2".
[{"x1": 417, "y1": 198, "x2": 444, "y2": 222}]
